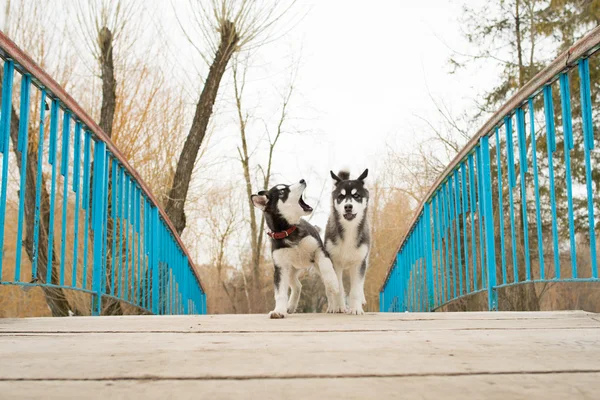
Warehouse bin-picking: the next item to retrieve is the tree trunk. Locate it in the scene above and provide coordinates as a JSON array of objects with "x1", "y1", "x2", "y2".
[
  {"x1": 5, "y1": 103, "x2": 73, "y2": 316},
  {"x1": 97, "y1": 26, "x2": 122, "y2": 315},
  {"x1": 515, "y1": 0, "x2": 525, "y2": 87},
  {"x1": 235, "y1": 95, "x2": 259, "y2": 305},
  {"x1": 99, "y1": 26, "x2": 116, "y2": 138},
  {"x1": 166, "y1": 20, "x2": 239, "y2": 235}
]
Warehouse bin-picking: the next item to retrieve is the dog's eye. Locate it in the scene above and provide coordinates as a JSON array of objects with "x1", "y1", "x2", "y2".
[
  {"x1": 279, "y1": 189, "x2": 285, "y2": 196},
  {"x1": 337, "y1": 194, "x2": 345, "y2": 201},
  {"x1": 353, "y1": 193, "x2": 361, "y2": 199}
]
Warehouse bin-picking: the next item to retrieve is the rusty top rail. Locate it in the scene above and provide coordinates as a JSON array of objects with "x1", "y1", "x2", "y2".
[
  {"x1": 380, "y1": 25, "x2": 600, "y2": 292},
  {"x1": 0, "y1": 31, "x2": 204, "y2": 292}
]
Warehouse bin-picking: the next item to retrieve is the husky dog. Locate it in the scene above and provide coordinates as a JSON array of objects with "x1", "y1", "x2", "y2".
[
  {"x1": 252, "y1": 179, "x2": 339, "y2": 319},
  {"x1": 325, "y1": 169, "x2": 370, "y2": 315}
]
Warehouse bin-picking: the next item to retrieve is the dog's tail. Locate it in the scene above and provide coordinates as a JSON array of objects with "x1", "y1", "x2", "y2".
[{"x1": 337, "y1": 167, "x2": 350, "y2": 181}]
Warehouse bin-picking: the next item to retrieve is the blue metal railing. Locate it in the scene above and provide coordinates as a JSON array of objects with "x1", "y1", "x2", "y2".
[
  {"x1": 381, "y1": 27, "x2": 600, "y2": 312},
  {"x1": 0, "y1": 32, "x2": 206, "y2": 315}
]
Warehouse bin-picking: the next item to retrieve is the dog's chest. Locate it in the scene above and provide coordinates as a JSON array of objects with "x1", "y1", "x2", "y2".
[
  {"x1": 272, "y1": 236, "x2": 320, "y2": 269},
  {"x1": 327, "y1": 229, "x2": 368, "y2": 267}
]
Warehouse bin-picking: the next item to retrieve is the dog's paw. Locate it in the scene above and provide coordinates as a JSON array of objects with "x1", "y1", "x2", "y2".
[
  {"x1": 347, "y1": 307, "x2": 365, "y2": 315},
  {"x1": 269, "y1": 310, "x2": 287, "y2": 319},
  {"x1": 347, "y1": 302, "x2": 365, "y2": 315},
  {"x1": 327, "y1": 305, "x2": 347, "y2": 313},
  {"x1": 287, "y1": 307, "x2": 297, "y2": 314}
]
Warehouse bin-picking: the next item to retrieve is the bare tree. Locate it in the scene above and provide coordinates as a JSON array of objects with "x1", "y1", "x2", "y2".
[
  {"x1": 202, "y1": 184, "x2": 241, "y2": 311},
  {"x1": 232, "y1": 53, "x2": 297, "y2": 311},
  {"x1": 71, "y1": 0, "x2": 140, "y2": 137},
  {"x1": 70, "y1": 0, "x2": 142, "y2": 314},
  {"x1": 166, "y1": 0, "x2": 296, "y2": 235}
]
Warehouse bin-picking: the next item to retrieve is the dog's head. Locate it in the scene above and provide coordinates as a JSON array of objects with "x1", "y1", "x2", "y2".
[
  {"x1": 330, "y1": 169, "x2": 369, "y2": 222},
  {"x1": 251, "y1": 179, "x2": 313, "y2": 227}
]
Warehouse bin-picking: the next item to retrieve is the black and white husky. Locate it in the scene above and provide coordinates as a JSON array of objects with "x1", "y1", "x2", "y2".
[
  {"x1": 252, "y1": 179, "x2": 339, "y2": 319},
  {"x1": 325, "y1": 169, "x2": 370, "y2": 315}
]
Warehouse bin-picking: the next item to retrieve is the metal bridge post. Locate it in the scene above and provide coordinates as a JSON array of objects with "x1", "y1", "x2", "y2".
[
  {"x1": 91, "y1": 141, "x2": 107, "y2": 316},
  {"x1": 151, "y1": 206, "x2": 160, "y2": 314},
  {"x1": 424, "y1": 203, "x2": 434, "y2": 311},
  {"x1": 480, "y1": 138, "x2": 498, "y2": 311}
]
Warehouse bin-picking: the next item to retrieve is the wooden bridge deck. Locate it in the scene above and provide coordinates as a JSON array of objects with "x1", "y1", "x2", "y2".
[{"x1": 1, "y1": 311, "x2": 600, "y2": 399}]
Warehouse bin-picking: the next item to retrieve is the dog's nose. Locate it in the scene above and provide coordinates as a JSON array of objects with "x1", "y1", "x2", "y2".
[
  {"x1": 299, "y1": 179, "x2": 305, "y2": 184},
  {"x1": 344, "y1": 204, "x2": 353, "y2": 213}
]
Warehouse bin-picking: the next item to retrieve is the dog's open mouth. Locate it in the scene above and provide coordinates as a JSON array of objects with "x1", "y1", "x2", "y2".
[
  {"x1": 343, "y1": 212, "x2": 357, "y2": 221},
  {"x1": 298, "y1": 195, "x2": 313, "y2": 212}
]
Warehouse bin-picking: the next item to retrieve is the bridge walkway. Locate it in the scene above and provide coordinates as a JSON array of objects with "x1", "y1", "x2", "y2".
[{"x1": 1, "y1": 312, "x2": 599, "y2": 399}]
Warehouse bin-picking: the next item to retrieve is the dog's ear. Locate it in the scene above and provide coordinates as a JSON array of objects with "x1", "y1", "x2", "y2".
[
  {"x1": 330, "y1": 170, "x2": 342, "y2": 184},
  {"x1": 251, "y1": 193, "x2": 269, "y2": 211},
  {"x1": 357, "y1": 168, "x2": 368, "y2": 182}
]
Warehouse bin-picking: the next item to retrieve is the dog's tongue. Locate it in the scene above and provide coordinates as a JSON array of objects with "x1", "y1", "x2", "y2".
[
  {"x1": 344, "y1": 212, "x2": 356, "y2": 221},
  {"x1": 299, "y1": 195, "x2": 313, "y2": 212}
]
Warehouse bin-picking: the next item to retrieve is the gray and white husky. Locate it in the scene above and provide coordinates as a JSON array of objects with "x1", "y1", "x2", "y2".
[
  {"x1": 325, "y1": 169, "x2": 370, "y2": 315},
  {"x1": 252, "y1": 179, "x2": 339, "y2": 319}
]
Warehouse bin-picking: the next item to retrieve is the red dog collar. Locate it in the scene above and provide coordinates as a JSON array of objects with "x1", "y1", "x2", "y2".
[{"x1": 267, "y1": 225, "x2": 297, "y2": 239}]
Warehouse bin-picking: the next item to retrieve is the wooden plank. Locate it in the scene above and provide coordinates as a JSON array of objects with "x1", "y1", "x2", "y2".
[
  {"x1": 1, "y1": 328, "x2": 599, "y2": 379},
  {"x1": 2, "y1": 373, "x2": 600, "y2": 400},
  {"x1": 1, "y1": 312, "x2": 598, "y2": 333}
]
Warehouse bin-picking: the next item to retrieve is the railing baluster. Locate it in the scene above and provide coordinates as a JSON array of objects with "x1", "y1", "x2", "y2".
[
  {"x1": 468, "y1": 155, "x2": 478, "y2": 292},
  {"x1": 528, "y1": 98, "x2": 545, "y2": 280},
  {"x1": 559, "y1": 72, "x2": 578, "y2": 278},
  {"x1": 578, "y1": 58, "x2": 598, "y2": 279},
  {"x1": 102, "y1": 153, "x2": 110, "y2": 294},
  {"x1": 504, "y1": 116, "x2": 519, "y2": 283},
  {"x1": 136, "y1": 187, "x2": 142, "y2": 306},
  {"x1": 124, "y1": 175, "x2": 130, "y2": 301},
  {"x1": 448, "y1": 178, "x2": 457, "y2": 299},
  {"x1": 32, "y1": 89, "x2": 47, "y2": 280},
  {"x1": 81, "y1": 131, "x2": 92, "y2": 289},
  {"x1": 460, "y1": 163, "x2": 470, "y2": 293},
  {"x1": 144, "y1": 197, "x2": 150, "y2": 309},
  {"x1": 494, "y1": 128, "x2": 507, "y2": 284},
  {"x1": 433, "y1": 193, "x2": 441, "y2": 307},
  {"x1": 14, "y1": 74, "x2": 31, "y2": 282},
  {"x1": 110, "y1": 159, "x2": 118, "y2": 296},
  {"x1": 543, "y1": 85, "x2": 561, "y2": 279},
  {"x1": 476, "y1": 145, "x2": 487, "y2": 290},
  {"x1": 118, "y1": 167, "x2": 124, "y2": 298},
  {"x1": 453, "y1": 170, "x2": 463, "y2": 296},
  {"x1": 442, "y1": 185, "x2": 450, "y2": 303},
  {"x1": 72, "y1": 122, "x2": 82, "y2": 287},
  {"x1": 151, "y1": 206, "x2": 159, "y2": 314},
  {"x1": 425, "y1": 202, "x2": 434, "y2": 310},
  {"x1": 130, "y1": 181, "x2": 135, "y2": 301},
  {"x1": 480, "y1": 136, "x2": 498, "y2": 310},
  {"x1": 46, "y1": 100, "x2": 59, "y2": 285},
  {"x1": 0, "y1": 59, "x2": 14, "y2": 279},
  {"x1": 91, "y1": 140, "x2": 107, "y2": 315},
  {"x1": 59, "y1": 111, "x2": 71, "y2": 286},
  {"x1": 131, "y1": 183, "x2": 136, "y2": 303},
  {"x1": 515, "y1": 107, "x2": 531, "y2": 281}
]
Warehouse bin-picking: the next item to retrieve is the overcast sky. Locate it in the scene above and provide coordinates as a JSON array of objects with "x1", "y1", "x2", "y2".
[
  {"x1": 0, "y1": 0, "x2": 497, "y2": 263},
  {"x1": 166, "y1": 0, "x2": 496, "y2": 234}
]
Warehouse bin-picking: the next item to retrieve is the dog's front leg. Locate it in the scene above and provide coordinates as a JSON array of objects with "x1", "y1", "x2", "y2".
[
  {"x1": 315, "y1": 250, "x2": 340, "y2": 310},
  {"x1": 269, "y1": 264, "x2": 290, "y2": 319},
  {"x1": 287, "y1": 268, "x2": 302, "y2": 314},
  {"x1": 328, "y1": 266, "x2": 347, "y2": 313},
  {"x1": 348, "y1": 258, "x2": 367, "y2": 315}
]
